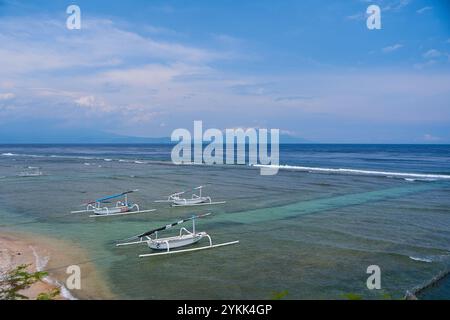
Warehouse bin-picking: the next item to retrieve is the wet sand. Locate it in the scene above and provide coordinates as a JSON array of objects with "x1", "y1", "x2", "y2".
[{"x1": 0, "y1": 231, "x2": 115, "y2": 300}]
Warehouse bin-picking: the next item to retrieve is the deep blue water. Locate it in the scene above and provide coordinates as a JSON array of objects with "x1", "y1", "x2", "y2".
[{"x1": 1, "y1": 144, "x2": 450, "y2": 174}]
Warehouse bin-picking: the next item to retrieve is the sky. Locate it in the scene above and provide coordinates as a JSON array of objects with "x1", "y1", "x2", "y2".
[{"x1": 0, "y1": 0, "x2": 449, "y2": 143}]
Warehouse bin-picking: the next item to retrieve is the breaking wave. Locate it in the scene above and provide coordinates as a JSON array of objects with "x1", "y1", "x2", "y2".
[
  {"x1": 409, "y1": 256, "x2": 433, "y2": 263},
  {"x1": 30, "y1": 246, "x2": 77, "y2": 300},
  {"x1": 3, "y1": 151, "x2": 450, "y2": 181},
  {"x1": 252, "y1": 164, "x2": 450, "y2": 180},
  {"x1": 0, "y1": 152, "x2": 149, "y2": 165}
]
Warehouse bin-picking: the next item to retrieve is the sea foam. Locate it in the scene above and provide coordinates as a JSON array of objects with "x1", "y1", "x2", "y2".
[
  {"x1": 30, "y1": 246, "x2": 77, "y2": 300},
  {"x1": 252, "y1": 164, "x2": 450, "y2": 180},
  {"x1": 409, "y1": 256, "x2": 433, "y2": 263}
]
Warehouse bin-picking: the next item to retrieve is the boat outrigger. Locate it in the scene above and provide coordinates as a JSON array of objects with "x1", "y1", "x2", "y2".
[
  {"x1": 116, "y1": 213, "x2": 239, "y2": 257},
  {"x1": 71, "y1": 190, "x2": 156, "y2": 218},
  {"x1": 155, "y1": 186, "x2": 226, "y2": 207}
]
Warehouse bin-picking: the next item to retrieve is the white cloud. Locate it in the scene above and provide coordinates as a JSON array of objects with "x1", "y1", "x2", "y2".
[
  {"x1": 95, "y1": 63, "x2": 211, "y2": 88},
  {"x1": 274, "y1": 96, "x2": 313, "y2": 102},
  {"x1": 279, "y1": 129, "x2": 299, "y2": 136},
  {"x1": 0, "y1": 93, "x2": 15, "y2": 100},
  {"x1": 415, "y1": 49, "x2": 450, "y2": 69},
  {"x1": 383, "y1": 0, "x2": 411, "y2": 12},
  {"x1": 413, "y1": 59, "x2": 437, "y2": 69},
  {"x1": 349, "y1": 0, "x2": 412, "y2": 21},
  {"x1": 417, "y1": 6, "x2": 433, "y2": 14},
  {"x1": 0, "y1": 17, "x2": 226, "y2": 75},
  {"x1": 346, "y1": 13, "x2": 365, "y2": 21},
  {"x1": 75, "y1": 95, "x2": 110, "y2": 111},
  {"x1": 1, "y1": 14, "x2": 449, "y2": 139},
  {"x1": 143, "y1": 25, "x2": 183, "y2": 37},
  {"x1": 422, "y1": 134, "x2": 441, "y2": 142},
  {"x1": 423, "y1": 49, "x2": 442, "y2": 59},
  {"x1": 212, "y1": 34, "x2": 243, "y2": 46},
  {"x1": 0, "y1": 16, "x2": 240, "y2": 131},
  {"x1": 382, "y1": 44, "x2": 403, "y2": 53}
]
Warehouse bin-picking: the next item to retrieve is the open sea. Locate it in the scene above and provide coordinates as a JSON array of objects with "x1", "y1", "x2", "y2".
[{"x1": 0, "y1": 144, "x2": 449, "y2": 299}]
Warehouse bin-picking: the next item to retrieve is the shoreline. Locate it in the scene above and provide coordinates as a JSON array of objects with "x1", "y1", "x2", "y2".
[
  {"x1": 0, "y1": 231, "x2": 115, "y2": 300},
  {"x1": 0, "y1": 233, "x2": 67, "y2": 299}
]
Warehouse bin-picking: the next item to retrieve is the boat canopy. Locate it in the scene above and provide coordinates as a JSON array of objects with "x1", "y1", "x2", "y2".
[
  {"x1": 137, "y1": 213, "x2": 211, "y2": 238},
  {"x1": 92, "y1": 190, "x2": 138, "y2": 204}
]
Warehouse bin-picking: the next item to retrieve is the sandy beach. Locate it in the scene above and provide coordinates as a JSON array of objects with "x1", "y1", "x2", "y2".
[
  {"x1": 0, "y1": 231, "x2": 114, "y2": 300},
  {"x1": 0, "y1": 233, "x2": 64, "y2": 299}
]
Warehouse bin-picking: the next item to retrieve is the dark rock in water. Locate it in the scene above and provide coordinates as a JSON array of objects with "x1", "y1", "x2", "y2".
[
  {"x1": 404, "y1": 290, "x2": 418, "y2": 300},
  {"x1": 406, "y1": 269, "x2": 450, "y2": 300}
]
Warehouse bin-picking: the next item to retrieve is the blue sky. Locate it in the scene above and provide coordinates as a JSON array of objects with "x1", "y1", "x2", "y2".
[{"x1": 0, "y1": 0, "x2": 449, "y2": 143}]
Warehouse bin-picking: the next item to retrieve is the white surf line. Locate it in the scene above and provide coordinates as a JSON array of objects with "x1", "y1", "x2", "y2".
[
  {"x1": 409, "y1": 256, "x2": 433, "y2": 263},
  {"x1": 1, "y1": 152, "x2": 153, "y2": 165},
  {"x1": 30, "y1": 246, "x2": 77, "y2": 300},
  {"x1": 252, "y1": 164, "x2": 450, "y2": 180}
]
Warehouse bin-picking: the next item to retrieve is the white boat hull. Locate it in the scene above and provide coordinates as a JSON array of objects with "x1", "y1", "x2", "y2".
[
  {"x1": 172, "y1": 197, "x2": 209, "y2": 206},
  {"x1": 18, "y1": 173, "x2": 43, "y2": 177},
  {"x1": 93, "y1": 206, "x2": 129, "y2": 215},
  {"x1": 148, "y1": 232, "x2": 206, "y2": 250}
]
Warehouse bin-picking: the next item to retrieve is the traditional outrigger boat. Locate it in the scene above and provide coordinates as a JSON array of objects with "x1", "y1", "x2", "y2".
[
  {"x1": 71, "y1": 190, "x2": 156, "y2": 218},
  {"x1": 116, "y1": 213, "x2": 239, "y2": 257},
  {"x1": 17, "y1": 166, "x2": 43, "y2": 177},
  {"x1": 155, "y1": 186, "x2": 226, "y2": 207}
]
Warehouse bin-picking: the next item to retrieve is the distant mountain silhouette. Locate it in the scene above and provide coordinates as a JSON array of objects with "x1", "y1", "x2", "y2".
[{"x1": 0, "y1": 124, "x2": 309, "y2": 144}]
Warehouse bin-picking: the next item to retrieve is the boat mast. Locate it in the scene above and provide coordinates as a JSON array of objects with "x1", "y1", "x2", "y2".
[{"x1": 135, "y1": 213, "x2": 211, "y2": 239}]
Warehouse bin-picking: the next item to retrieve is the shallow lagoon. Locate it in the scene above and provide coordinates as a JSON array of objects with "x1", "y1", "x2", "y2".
[{"x1": 0, "y1": 144, "x2": 449, "y2": 299}]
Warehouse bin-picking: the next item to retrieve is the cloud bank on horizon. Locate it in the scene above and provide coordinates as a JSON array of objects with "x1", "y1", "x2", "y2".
[{"x1": 0, "y1": 0, "x2": 449, "y2": 143}]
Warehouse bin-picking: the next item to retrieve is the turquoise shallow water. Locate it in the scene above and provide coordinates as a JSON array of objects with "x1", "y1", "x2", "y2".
[{"x1": 1, "y1": 145, "x2": 450, "y2": 299}]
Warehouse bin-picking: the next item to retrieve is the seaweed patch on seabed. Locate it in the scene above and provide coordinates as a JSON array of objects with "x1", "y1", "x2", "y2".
[
  {"x1": 212, "y1": 183, "x2": 442, "y2": 225},
  {"x1": 405, "y1": 269, "x2": 450, "y2": 300}
]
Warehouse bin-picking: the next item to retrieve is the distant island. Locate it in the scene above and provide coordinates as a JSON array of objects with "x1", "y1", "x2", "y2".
[{"x1": 0, "y1": 127, "x2": 309, "y2": 144}]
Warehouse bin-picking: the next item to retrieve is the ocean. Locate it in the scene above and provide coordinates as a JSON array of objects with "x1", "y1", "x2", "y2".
[{"x1": 0, "y1": 144, "x2": 449, "y2": 299}]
